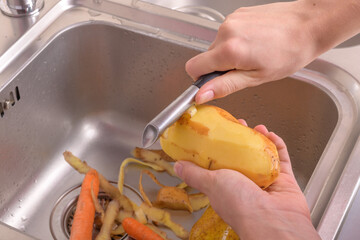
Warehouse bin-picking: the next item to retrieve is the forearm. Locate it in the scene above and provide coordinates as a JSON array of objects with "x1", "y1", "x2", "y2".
[{"x1": 299, "y1": 0, "x2": 360, "y2": 54}]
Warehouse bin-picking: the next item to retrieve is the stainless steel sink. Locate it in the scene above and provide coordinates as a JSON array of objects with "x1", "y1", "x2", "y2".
[{"x1": 0, "y1": 0, "x2": 360, "y2": 239}]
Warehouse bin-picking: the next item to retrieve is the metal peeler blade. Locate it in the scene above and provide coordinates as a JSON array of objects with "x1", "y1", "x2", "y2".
[{"x1": 142, "y1": 71, "x2": 228, "y2": 148}]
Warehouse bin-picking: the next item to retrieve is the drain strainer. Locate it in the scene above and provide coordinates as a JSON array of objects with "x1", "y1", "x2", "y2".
[
  {"x1": 50, "y1": 182, "x2": 142, "y2": 240},
  {"x1": 63, "y1": 192, "x2": 113, "y2": 238}
]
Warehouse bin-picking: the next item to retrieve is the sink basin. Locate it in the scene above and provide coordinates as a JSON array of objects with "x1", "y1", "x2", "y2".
[{"x1": 0, "y1": 0, "x2": 360, "y2": 239}]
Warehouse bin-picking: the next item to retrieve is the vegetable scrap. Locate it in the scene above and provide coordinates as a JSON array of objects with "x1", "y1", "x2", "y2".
[
  {"x1": 70, "y1": 169, "x2": 99, "y2": 240},
  {"x1": 63, "y1": 148, "x2": 209, "y2": 240},
  {"x1": 122, "y1": 217, "x2": 164, "y2": 240}
]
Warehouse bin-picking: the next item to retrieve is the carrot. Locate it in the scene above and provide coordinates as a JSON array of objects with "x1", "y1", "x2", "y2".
[
  {"x1": 122, "y1": 217, "x2": 164, "y2": 240},
  {"x1": 70, "y1": 168, "x2": 100, "y2": 240}
]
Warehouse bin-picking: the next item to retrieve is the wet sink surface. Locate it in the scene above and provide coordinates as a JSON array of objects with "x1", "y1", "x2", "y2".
[{"x1": 0, "y1": 1, "x2": 360, "y2": 239}]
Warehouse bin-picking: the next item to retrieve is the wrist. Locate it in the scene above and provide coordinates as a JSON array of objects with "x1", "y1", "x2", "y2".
[{"x1": 298, "y1": 0, "x2": 360, "y2": 54}]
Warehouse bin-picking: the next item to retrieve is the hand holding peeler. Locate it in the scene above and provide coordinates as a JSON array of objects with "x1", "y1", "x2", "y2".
[{"x1": 142, "y1": 71, "x2": 227, "y2": 148}]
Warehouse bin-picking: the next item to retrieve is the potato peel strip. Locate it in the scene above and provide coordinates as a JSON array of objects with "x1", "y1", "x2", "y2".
[
  {"x1": 132, "y1": 147, "x2": 176, "y2": 176},
  {"x1": 63, "y1": 151, "x2": 133, "y2": 211},
  {"x1": 140, "y1": 202, "x2": 189, "y2": 239},
  {"x1": 139, "y1": 170, "x2": 153, "y2": 207},
  {"x1": 118, "y1": 158, "x2": 164, "y2": 194},
  {"x1": 91, "y1": 180, "x2": 105, "y2": 222}
]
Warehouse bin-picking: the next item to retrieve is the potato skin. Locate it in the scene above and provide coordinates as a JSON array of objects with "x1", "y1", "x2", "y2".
[
  {"x1": 160, "y1": 105, "x2": 280, "y2": 188},
  {"x1": 190, "y1": 205, "x2": 239, "y2": 240}
]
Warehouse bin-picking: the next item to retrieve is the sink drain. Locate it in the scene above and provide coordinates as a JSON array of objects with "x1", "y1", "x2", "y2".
[
  {"x1": 50, "y1": 182, "x2": 142, "y2": 240},
  {"x1": 63, "y1": 192, "x2": 113, "y2": 239}
]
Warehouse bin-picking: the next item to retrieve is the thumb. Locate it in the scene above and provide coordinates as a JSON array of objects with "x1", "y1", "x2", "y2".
[
  {"x1": 195, "y1": 70, "x2": 259, "y2": 104},
  {"x1": 174, "y1": 161, "x2": 215, "y2": 196}
]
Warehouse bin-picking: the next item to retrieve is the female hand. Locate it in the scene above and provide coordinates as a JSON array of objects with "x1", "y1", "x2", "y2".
[
  {"x1": 174, "y1": 121, "x2": 321, "y2": 239},
  {"x1": 186, "y1": 0, "x2": 360, "y2": 104}
]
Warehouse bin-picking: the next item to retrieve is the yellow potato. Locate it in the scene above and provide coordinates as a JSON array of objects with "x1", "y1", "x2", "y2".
[
  {"x1": 160, "y1": 105, "x2": 280, "y2": 188},
  {"x1": 190, "y1": 205, "x2": 239, "y2": 240}
]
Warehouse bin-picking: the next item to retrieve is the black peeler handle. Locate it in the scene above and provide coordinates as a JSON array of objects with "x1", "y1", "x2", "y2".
[{"x1": 193, "y1": 70, "x2": 229, "y2": 88}]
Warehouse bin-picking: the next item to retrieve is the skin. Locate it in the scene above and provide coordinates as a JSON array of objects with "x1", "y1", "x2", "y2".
[
  {"x1": 176, "y1": 1, "x2": 360, "y2": 237},
  {"x1": 174, "y1": 121, "x2": 321, "y2": 239},
  {"x1": 186, "y1": 0, "x2": 360, "y2": 104}
]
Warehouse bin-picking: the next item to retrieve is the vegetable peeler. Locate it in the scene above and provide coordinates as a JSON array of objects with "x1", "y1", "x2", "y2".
[{"x1": 142, "y1": 71, "x2": 227, "y2": 148}]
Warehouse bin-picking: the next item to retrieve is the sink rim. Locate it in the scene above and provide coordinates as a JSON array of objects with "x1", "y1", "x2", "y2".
[{"x1": 0, "y1": 1, "x2": 360, "y2": 239}]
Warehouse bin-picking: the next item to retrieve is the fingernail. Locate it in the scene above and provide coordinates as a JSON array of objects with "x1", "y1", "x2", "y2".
[
  {"x1": 197, "y1": 90, "x2": 214, "y2": 104},
  {"x1": 174, "y1": 162, "x2": 183, "y2": 178}
]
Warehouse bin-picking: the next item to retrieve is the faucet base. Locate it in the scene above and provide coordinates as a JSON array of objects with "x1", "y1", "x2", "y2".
[{"x1": 0, "y1": 0, "x2": 44, "y2": 17}]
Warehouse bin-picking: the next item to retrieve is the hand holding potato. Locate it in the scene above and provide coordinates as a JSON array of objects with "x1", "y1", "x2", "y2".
[{"x1": 174, "y1": 122, "x2": 321, "y2": 240}]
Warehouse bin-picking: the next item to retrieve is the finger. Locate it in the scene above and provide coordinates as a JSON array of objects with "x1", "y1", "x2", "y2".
[
  {"x1": 238, "y1": 119, "x2": 248, "y2": 126},
  {"x1": 266, "y1": 132, "x2": 294, "y2": 177},
  {"x1": 254, "y1": 125, "x2": 294, "y2": 177},
  {"x1": 174, "y1": 161, "x2": 215, "y2": 195},
  {"x1": 254, "y1": 124, "x2": 269, "y2": 134},
  {"x1": 195, "y1": 70, "x2": 259, "y2": 104},
  {"x1": 185, "y1": 49, "x2": 230, "y2": 80},
  {"x1": 186, "y1": 38, "x2": 255, "y2": 81}
]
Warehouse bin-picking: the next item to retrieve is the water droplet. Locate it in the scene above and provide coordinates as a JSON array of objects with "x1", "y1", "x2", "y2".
[
  {"x1": 34, "y1": 179, "x2": 38, "y2": 183},
  {"x1": 88, "y1": 10, "x2": 101, "y2": 17},
  {"x1": 154, "y1": 28, "x2": 161, "y2": 37},
  {"x1": 111, "y1": 16, "x2": 123, "y2": 24},
  {"x1": 187, "y1": 36, "x2": 196, "y2": 42},
  {"x1": 21, "y1": 216, "x2": 28, "y2": 222}
]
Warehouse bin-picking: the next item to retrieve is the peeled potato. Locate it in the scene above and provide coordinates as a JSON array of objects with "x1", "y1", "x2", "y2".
[{"x1": 160, "y1": 105, "x2": 280, "y2": 188}]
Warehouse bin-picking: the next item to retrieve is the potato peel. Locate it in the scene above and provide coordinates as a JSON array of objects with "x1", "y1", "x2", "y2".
[
  {"x1": 63, "y1": 151, "x2": 133, "y2": 212},
  {"x1": 132, "y1": 147, "x2": 176, "y2": 176},
  {"x1": 64, "y1": 151, "x2": 192, "y2": 239},
  {"x1": 189, "y1": 193, "x2": 209, "y2": 211},
  {"x1": 139, "y1": 170, "x2": 193, "y2": 212},
  {"x1": 91, "y1": 181, "x2": 105, "y2": 223},
  {"x1": 95, "y1": 200, "x2": 120, "y2": 240},
  {"x1": 139, "y1": 170, "x2": 154, "y2": 207},
  {"x1": 118, "y1": 158, "x2": 165, "y2": 194},
  {"x1": 155, "y1": 187, "x2": 193, "y2": 213},
  {"x1": 176, "y1": 182, "x2": 188, "y2": 189},
  {"x1": 146, "y1": 223, "x2": 170, "y2": 240},
  {"x1": 111, "y1": 225, "x2": 125, "y2": 236},
  {"x1": 132, "y1": 147, "x2": 175, "y2": 162},
  {"x1": 140, "y1": 202, "x2": 189, "y2": 239}
]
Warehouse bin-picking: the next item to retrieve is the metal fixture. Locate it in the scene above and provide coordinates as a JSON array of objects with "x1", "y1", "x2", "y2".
[
  {"x1": 50, "y1": 182, "x2": 141, "y2": 240},
  {"x1": 142, "y1": 71, "x2": 227, "y2": 148},
  {"x1": 0, "y1": 87, "x2": 20, "y2": 118},
  {"x1": 0, "y1": 0, "x2": 44, "y2": 17}
]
